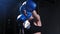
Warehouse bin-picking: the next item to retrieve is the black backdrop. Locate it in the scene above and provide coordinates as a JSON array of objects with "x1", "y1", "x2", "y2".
[{"x1": 0, "y1": 0, "x2": 60, "y2": 34}]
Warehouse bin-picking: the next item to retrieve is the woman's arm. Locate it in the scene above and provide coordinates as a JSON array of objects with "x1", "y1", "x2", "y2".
[{"x1": 32, "y1": 10, "x2": 42, "y2": 26}]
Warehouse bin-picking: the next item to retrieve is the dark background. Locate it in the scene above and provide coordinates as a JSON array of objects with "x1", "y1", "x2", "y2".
[{"x1": 0, "y1": 0, "x2": 60, "y2": 34}]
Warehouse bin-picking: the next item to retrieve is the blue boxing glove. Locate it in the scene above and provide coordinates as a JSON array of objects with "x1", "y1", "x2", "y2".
[
  {"x1": 17, "y1": 14, "x2": 31, "y2": 29},
  {"x1": 17, "y1": 14, "x2": 27, "y2": 22}
]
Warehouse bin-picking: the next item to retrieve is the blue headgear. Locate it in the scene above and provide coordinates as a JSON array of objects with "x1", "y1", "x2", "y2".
[
  {"x1": 20, "y1": 0, "x2": 36, "y2": 12},
  {"x1": 26, "y1": 0, "x2": 37, "y2": 10}
]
